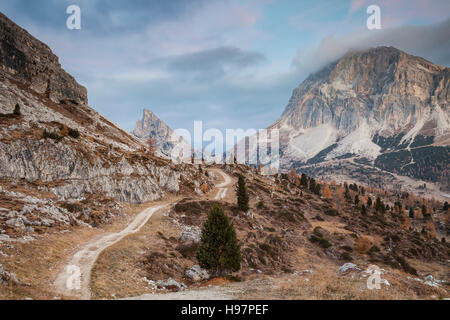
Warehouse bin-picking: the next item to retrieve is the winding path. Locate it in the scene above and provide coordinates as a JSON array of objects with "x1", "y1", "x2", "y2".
[
  {"x1": 213, "y1": 169, "x2": 232, "y2": 200},
  {"x1": 54, "y1": 168, "x2": 233, "y2": 299}
]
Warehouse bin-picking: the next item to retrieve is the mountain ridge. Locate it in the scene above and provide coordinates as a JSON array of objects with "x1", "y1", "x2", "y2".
[{"x1": 270, "y1": 46, "x2": 449, "y2": 194}]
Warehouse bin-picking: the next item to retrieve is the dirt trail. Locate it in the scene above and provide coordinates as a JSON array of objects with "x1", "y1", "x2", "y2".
[
  {"x1": 125, "y1": 285, "x2": 238, "y2": 300},
  {"x1": 211, "y1": 168, "x2": 232, "y2": 200},
  {"x1": 54, "y1": 204, "x2": 167, "y2": 299},
  {"x1": 54, "y1": 168, "x2": 233, "y2": 300}
]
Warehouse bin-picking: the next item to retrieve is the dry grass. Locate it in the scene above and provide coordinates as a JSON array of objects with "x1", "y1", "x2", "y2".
[
  {"x1": 90, "y1": 196, "x2": 185, "y2": 299},
  {"x1": 0, "y1": 201, "x2": 151, "y2": 300},
  {"x1": 235, "y1": 264, "x2": 449, "y2": 300}
]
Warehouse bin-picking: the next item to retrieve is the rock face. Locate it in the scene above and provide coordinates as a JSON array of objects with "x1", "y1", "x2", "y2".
[
  {"x1": 179, "y1": 226, "x2": 202, "y2": 243},
  {"x1": 185, "y1": 265, "x2": 210, "y2": 282},
  {"x1": 0, "y1": 12, "x2": 87, "y2": 105},
  {"x1": 272, "y1": 47, "x2": 450, "y2": 192},
  {"x1": 0, "y1": 12, "x2": 207, "y2": 237},
  {"x1": 132, "y1": 109, "x2": 191, "y2": 158}
]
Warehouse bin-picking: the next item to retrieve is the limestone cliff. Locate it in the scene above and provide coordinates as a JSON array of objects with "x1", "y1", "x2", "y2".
[
  {"x1": 272, "y1": 47, "x2": 449, "y2": 192},
  {"x1": 0, "y1": 12, "x2": 207, "y2": 239}
]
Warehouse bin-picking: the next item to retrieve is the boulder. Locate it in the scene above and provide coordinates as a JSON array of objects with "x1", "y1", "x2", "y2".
[
  {"x1": 185, "y1": 265, "x2": 210, "y2": 282},
  {"x1": 338, "y1": 263, "x2": 361, "y2": 275},
  {"x1": 156, "y1": 278, "x2": 186, "y2": 292},
  {"x1": 5, "y1": 218, "x2": 24, "y2": 229},
  {"x1": 179, "y1": 226, "x2": 201, "y2": 243}
]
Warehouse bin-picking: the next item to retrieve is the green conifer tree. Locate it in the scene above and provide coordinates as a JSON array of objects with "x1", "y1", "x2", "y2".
[
  {"x1": 361, "y1": 204, "x2": 367, "y2": 215},
  {"x1": 236, "y1": 174, "x2": 249, "y2": 212},
  {"x1": 196, "y1": 204, "x2": 241, "y2": 276}
]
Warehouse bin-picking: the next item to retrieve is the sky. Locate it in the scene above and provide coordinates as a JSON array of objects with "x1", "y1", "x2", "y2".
[{"x1": 0, "y1": 0, "x2": 449, "y2": 148}]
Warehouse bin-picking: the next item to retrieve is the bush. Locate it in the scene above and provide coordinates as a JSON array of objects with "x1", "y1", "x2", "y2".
[
  {"x1": 42, "y1": 129, "x2": 62, "y2": 141},
  {"x1": 196, "y1": 204, "x2": 241, "y2": 276},
  {"x1": 13, "y1": 103, "x2": 21, "y2": 115},
  {"x1": 175, "y1": 242, "x2": 199, "y2": 258},
  {"x1": 68, "y1": 128, "x2": 80, "y2": 139},
  {"x1": 341, "y1": 251, "x2": 353, "y2": 261},
  {"x1": 324, "y1": 209, "x2": 339, "y2": 216},
  {"x1": 309, "y1": 233, "x2": 332, "y2": 249},
  {"x1": 355, "y1": 236, "x2": 373, "y2": 254}
]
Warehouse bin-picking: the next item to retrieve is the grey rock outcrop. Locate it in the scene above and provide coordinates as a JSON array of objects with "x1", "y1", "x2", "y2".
[
  {"x1": 0, "y1": 12, "x2": 87, "y2": 105},
  {"x1": 0, "y1": 12, "x2": 205, "y2": 237},
  {"x1": 270, "y1": 46, "x2": 449, "y2": 191},
  {"x1": 179, "y1": 226, "x2": 202, "y2": 243},
  {"x1": 156, "y1": 278, "x2": 186, "y2": 291},
  {"x1": 132, "y1": 109, "x2": 192, "y2": 158},
  {"x1": 185, "y1": 265, "x2": 210, "y2": 282}
]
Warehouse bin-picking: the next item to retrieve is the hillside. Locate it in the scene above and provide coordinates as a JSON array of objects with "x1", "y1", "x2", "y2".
[
  {"x1": 0, "y1": 12, "x2": 448, "y2": 301},
  {"x1": 0, "y1": 12, "x2": 209, "y2": 242},
  {"x1": 270, "y1": 47, "x2": 449, "y2": 196}
]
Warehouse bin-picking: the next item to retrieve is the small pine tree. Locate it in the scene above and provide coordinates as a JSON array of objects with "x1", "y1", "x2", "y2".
[
  {"x1": 13, "y1": 103, "x2": 21, "y2": 115},
  {"x1": 409, "y1": 207, "x2": 414, "y2": 218},
  {"x1": 375, "y1": 196, "x2": 385, "y2": 213},
  {"x1": 196, "y1": 204, "x2": 241, "y2": 276},
  {"x1": 236, "y1": 174, "x2": 249, "y2": 212},
  {"x1": 443, "y1": 201, "x2": 449, "y2": 211},
  {"x1": 300, "y1": 174, "x2": 308, "y2": 187},
  {"x1": 322, "y1": 184, "x2": 332, "y2": 199},
  {"x1": 309, "y1": 178, "x2": 316, "y2": 192},
  {"x1": 367, "y1": 197, "x2": 372, "y2": 207},
  {"x1": 361, "y1": 204, "x2": 367, "y2": 215},
  {"x1": 354, "y1": 195, "x2": 360, "y2": 205},
  {"x1": 314, "y1": 183, "x2": 321, "y2": 196},
  {"x1": 344, "y1": 188, "x2": 351, "y2": 200}
]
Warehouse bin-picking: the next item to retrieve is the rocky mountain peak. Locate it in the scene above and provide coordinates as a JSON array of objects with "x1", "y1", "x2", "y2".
[
  {"x1": 133, "y1": 109, "x2": 173, "y2": 141},
  {"x1": 273, "y1": 46, "x2": 449, "y2": 193},
  {"x1": 279, "y1": 46, "x2": 449, "y2": 136},
  {"x1": 0, "y1": 12, "x2": 87, "y2": 105},
  {"x1": 132, "y1": 109, "x2": 191, "y2": 157}
]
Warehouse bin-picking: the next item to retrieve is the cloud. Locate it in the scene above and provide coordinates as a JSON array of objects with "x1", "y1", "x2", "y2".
[
  {"x1": 1, "y1": 0, "x2": 448, "y2": 140},
  {"x1": 165, "y1": 46, "x2": 265, "y2": 81},
  {"x1": 349, "y1": 0, "x2": 366, "y2": 14},
  {"x1": 292, "y1": 18, "x2": 450, "y2": 76}
]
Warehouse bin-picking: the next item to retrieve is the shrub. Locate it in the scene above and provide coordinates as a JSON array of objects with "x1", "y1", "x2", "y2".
[
  {"x1": 318, "y1": 238, "x2": 332, "y2": 248},
  {"x1": 42, "y1": 129, "x2": 62, "y2": 141},
  {"x1": 355, "y1": 236, "x2": 373, "y2": 254},
  {"x1": 361, "y1": 204, "x2": 367, "y2": 215},
  {"x1": 68, "y1": 128, "x2": 80, "y2": 139},
  {"x1": 341, "y1": 251, "x2": 353, "y2": 261},
  {"x1": 196, "y1": 204, "x2": 241, "y2": 276},
  {"x1": 200, "y1": 183, "x2": 209, "y2": 193},
  {"x1": 375, "y1": 196, "x2": 385, "y2": 213},
  {"x1": 175, "y1": 242, "x2": 199, "y2": 258},
  {"x1": 324, "y1": 209, "x2": 339, "y2": 216},
  {"x1": 13, "y1": 103, "x2": 21, "y2": 115},
  {"x1": 60, "y1": 125, "x2": 69, "y2": 137},
  {"x1": 309, "y1": 233, "x2": 332, "y2": 249}
]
